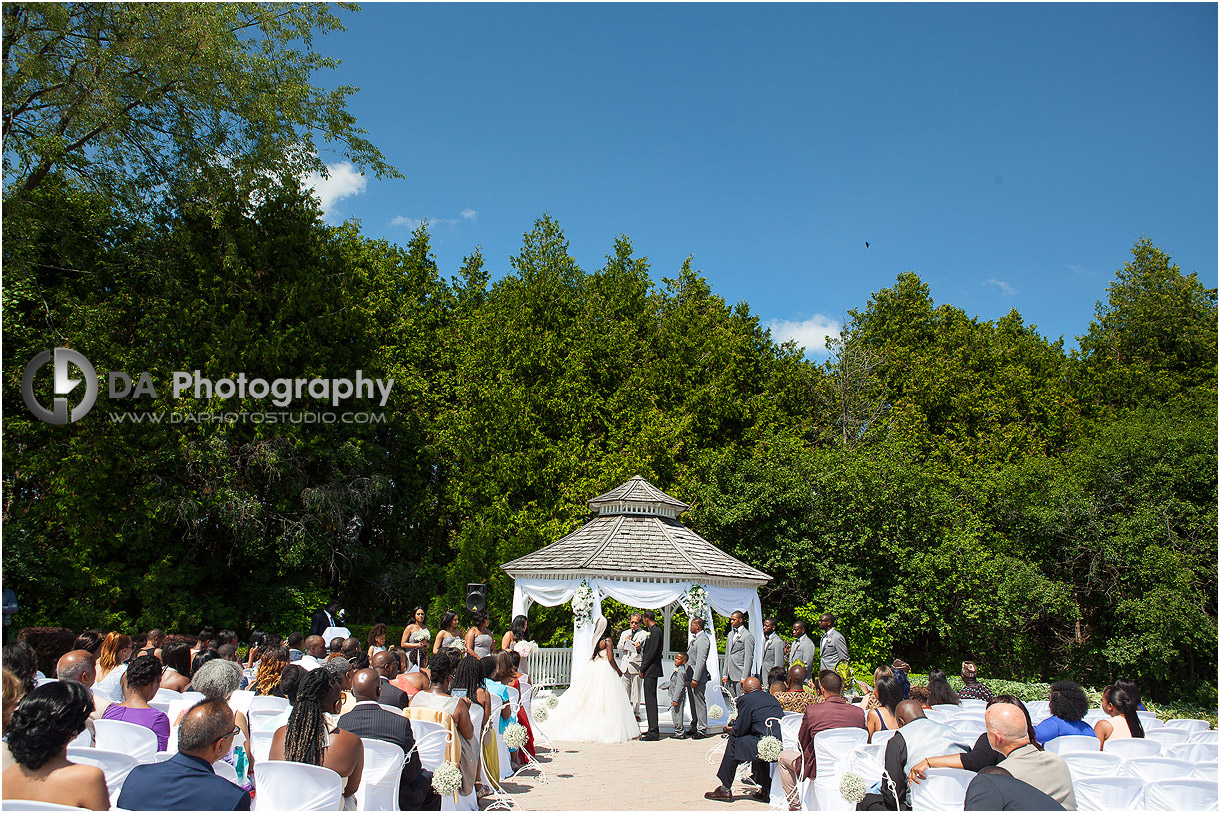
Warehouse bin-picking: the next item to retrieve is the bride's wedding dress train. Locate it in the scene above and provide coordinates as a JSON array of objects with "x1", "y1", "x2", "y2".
[{"x1": 539, "y1": 655, "x2": 639, "y2": 744}]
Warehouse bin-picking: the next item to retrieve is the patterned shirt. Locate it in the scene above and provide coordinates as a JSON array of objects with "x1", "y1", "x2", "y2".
[
  {"x1": 958, "y1": 681, "x2": 994, "y2": 701},
  {"x1": 772, "y1": 689, "x2": 817, "y2": 713}
]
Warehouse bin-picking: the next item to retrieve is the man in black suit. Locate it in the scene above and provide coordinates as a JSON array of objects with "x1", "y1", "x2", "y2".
[
  {"x1": 639, "y1": 609, "x2": 664, "y2": 740},
  {"x1": 704, "y1": 677, "x2": 783, "y2": 802},
  {"x1": 371, "y1": 650, "x2": 410, "y2": 709},
  {"x1": 310, "y1": 600, "x2": 342, "y2": 637},
  {"x1": 337, "y1": 669, "x2": 441, "y2": 810}
]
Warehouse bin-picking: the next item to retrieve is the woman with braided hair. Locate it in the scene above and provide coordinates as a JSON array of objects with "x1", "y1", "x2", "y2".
[{"x1": 270, "y1": 666, "x2": 364, "y2": 808}]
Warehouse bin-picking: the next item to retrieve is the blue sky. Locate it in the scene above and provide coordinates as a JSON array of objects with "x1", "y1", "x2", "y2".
[{"x1": 306, "y1": 2, "x2": 1217, "y2": 356}]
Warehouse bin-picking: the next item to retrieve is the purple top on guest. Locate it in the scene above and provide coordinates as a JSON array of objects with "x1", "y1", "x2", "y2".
[{"x1": 102, "y1": 703, "x2": 171, "y2": 751}]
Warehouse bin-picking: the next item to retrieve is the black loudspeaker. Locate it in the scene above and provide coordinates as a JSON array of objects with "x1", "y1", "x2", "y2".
[{"x1": 466, "y1": 583, "x2": 487, "y2": 612}]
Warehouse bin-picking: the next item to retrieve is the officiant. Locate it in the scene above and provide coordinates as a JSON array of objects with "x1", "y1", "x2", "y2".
[{"x1": 618, "y1": 613, "x2": 648, "y2": 720}]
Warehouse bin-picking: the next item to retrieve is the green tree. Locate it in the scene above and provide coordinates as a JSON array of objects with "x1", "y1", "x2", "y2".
[{"x1": 2, "y1": 3, "x2": 399, "y2": 215}]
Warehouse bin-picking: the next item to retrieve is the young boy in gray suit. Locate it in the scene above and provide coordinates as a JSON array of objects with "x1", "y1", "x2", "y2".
[{"x1": 662, "y1": 652, "x2": 692, "y2": 738}]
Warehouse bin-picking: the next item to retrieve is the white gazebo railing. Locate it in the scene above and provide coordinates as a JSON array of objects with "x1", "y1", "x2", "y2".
[{"x1": 529, "y1": 648, "x2": 728, "y2": 688}]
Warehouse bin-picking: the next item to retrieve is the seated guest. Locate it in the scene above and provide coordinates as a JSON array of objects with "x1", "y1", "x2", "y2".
[
  {"x1": 298, "y1": 635, "x2": 327, "y2": 671},
  {"x1": 858, "y1": 700, "x2": 970, "y2": 810},
  {"x1": 372, "y1": 650, "x2": 410, "y2": 709},
  {"x1": 191, "y1": 648, "x2": 219, "y2": 681},
  {"x1": 909, "y1": 685, "x2": 932, "y2": 709},
  {"x1": 338, "y1": 669, "x2": 442, "y2": 810},
  {"x1": 191, "y1": 660, "x2": 253, "y2": 787},
  {"x1": 410, "y1": 648, "x2": 478, "y2": 798},
  {"x1": 117, "y1": 699, "x2": 252, "y2": 811},
  {"x1": 767, "y1": 666, "x2": 790, "y2": 697},
  {"x1": 3, "y1": 641, "x2": 39, "y2": 694},
  {"x1": 866, "y1": 671, "x2": 902, "y2": 743},
  {"x1": 3, "y1": 667, "x2": 25, "y2": 770},
  {"x1": 926, "y1": 669, "x2": 959, "y2": 706},
  {"x1": 270, "y1": 668, "x2": 364, "y2": 805},
  {"x1": 217, "y1": 643, "x2": 238, "y2": 663},
  {"x1": 73, "y1": 630, "x2": 105, "y2": 655},
  {"x1": 95, "y1": 632, "x2": 133, "y2": 702},
  {"x1": 392, "y1": 657, "x2": 431, "y2": 698},
  {"x1": 704, "y1": 677, "x2": 783, "y2": 802},
  {"x1": 245, "y1": 630, "x2": 268, "y2": 669},
  {"x1": 1034, "y1": 681, "x2": 1096, "y2": 744},
  {"x1": 773, "y1": 664, "x2": 816, "y2": 713},
  {"x1": 1094, "y1": 684, "x2": 1144, "y2": 748},
  {"x1": 342, "y1": 637, "x2": 368, "y2": 671},
  {"x1": 323, "y1": 656, "x2": 356, "y2": 714},
  {"x1": 193, "y1": 628, "x2": 215, "y2": 654},
  {"x1": 1, "y1": 681, "x2": 110, "y2": 810},
  {"x1": 160, "y1": 643, "x2": 193, "y2": 692},
  {"x1": 103, "y1": 654, "x2": 171, "y2": 750},
  {"x1": 907, "y1": 695, "x2": 1041, "y2": 791},
  {"x1": 286, "y1": 632, "x2": 305, "y2": 662},
  {"x1": 891, "y1": 659, "x2": 912, "y2": 700},
  {"x1": 328, "y1": 636, "x2": 345, "y2": 660},
  {"x1": 217, "y1": 630, "x2": 240, "y2": 651},
  {"x1": 964, "y1": 766, "x2": 1064, "y2": 811},
  {"x1": 958, "y1": 662, "x2": 993, "y2": 702},
  {"x1": 776, "y1": 669, "x2": 867, "y2": 801},
  {"x1": 1114, "y1": 678, "x2": 1145, "y2": 711},
  {"x1": 988, "y1": 703, "x2": 1075, "y2": 809},
  {"x1": 252, "y1": 644, "x2": 290, "y2": 697},
  {"x1": 55, "y1": 649, "x2": 109, "y2": 727},
  {"x1": 136, "y1": 629, "x2": 164, "y2": 661}
]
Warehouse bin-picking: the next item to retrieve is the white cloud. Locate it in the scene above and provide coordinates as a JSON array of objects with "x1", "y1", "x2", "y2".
[
  {"x1": 767, "y1": 314, "x2": 842, "y2": 356},
  {"x1": 1067, "y1": 263, "x2": 1092, "y2": 276},
  {"x1": 303, "y1": 162, "x2": 366, "y2": 216},
  {"x1": 390, "y1": 215, "x2": 459, "y2": 230},
  {"x1": 984, "y1": 278, "x2": 1019, "y2": 295},
  {"x1": 461, "y1": 208, "x2": 477, "y2": 220}
]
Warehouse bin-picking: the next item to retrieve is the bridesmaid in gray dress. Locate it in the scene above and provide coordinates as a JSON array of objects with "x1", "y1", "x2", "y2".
[{"x1": 465, "y1": 610, "x2": 496, "y2": 658}]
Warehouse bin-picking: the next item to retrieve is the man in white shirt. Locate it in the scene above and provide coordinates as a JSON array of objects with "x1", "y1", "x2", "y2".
[{"x1": 297, "y1": 635, "x2": 327, "y2": 671}]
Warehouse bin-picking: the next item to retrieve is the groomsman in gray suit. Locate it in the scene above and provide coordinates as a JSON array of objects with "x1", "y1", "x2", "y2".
[
  {"x1": 618, "y1": 613, "x2": 648, "y2": 719},
  {"x1": 686, "y1": 616, "x2": 712, "y2": 739},
  {"x1": 758, "y1": 617, "x2": 785, "y2": 682},
  {"x1": 788, "y1": 620, "x2": 817, "y2": 669},
  {"x1": 722, "y1": 611, "x2": 755, "y2": 699},
  {"x1": 819, "y1": 612, "x2": 850, "y2": 672}
]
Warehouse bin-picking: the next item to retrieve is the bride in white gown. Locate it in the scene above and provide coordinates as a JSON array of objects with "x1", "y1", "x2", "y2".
[{"x1": 540, "y1": 617, "x2": 640, "y2": 743}]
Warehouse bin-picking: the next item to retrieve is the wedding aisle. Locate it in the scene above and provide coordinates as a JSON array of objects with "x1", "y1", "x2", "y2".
[{"x1": 493, "y1": 734, "x2": 771, "y2": 811}]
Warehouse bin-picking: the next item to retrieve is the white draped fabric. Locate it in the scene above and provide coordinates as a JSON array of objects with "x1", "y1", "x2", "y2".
[{"x1": 510, "y1": 577, "x2": 764, "y2": 706}]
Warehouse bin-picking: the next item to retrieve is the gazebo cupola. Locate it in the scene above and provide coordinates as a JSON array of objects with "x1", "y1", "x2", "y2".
[{"x1": 587, "y1": 475, "x2": 689, "y2": 519}]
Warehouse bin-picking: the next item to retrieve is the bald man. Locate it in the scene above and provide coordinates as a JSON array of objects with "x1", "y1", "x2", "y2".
[
  {"x1": 985, "y1": 704, "x2": 1075, "y2": 809},
  {"x1": 298, "y1": 635, "x2": 327, "y2": 671},
  {"x1": 371, "y1": 650, "x2": 409, "y2": 709},
  {"x1": 57, "y1": 649, "x2": 111, "y2": 720},
  {"x1": 338, "y1": 669, "x2": 440, "y2": 810},
  {"x1": 857, "y1": 700, "x2": 969, "y2": 811},
  {"x1": 704, "y1": 676, "x2": 783, "y2": 802}
]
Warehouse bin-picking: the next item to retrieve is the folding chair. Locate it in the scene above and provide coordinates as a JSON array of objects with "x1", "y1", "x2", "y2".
[
  {"x1": 1047, "y1": 734, "x2": 1100, "y2": 754},
  {"x1": 1121, "y1": 757, "x2": 1195, "y2": 783},
  {"x1": 1103, "y1": 738, "x2": 1162, "y2": 759},
  {"x1": 908, "y1": 767, "x2": 973, "y2": 812},
  {"x1": 92, "y1": 718, "x2": 159, "y2": 762},
  {"x1": 1072, "y1": 776, "x2": 1144, "y2": 811},
  {"x1": 1142, "y1": 777, "x2": 1218, "y2": 811},
  {"x1": 356, "y1": 737, "x2": 406, "y2": 811},
  {"x1": 66, "y1": 747, "x2": 139, "y2": 809},
  {"x1": 1061, "y1": 749, "x2": 1121, "y2": 781},
  {"x1": 1164, "y1": 719, "x2": 1210, "y2": 735},
  {"x1": 252, "y1": 761, "x2": 343, "y2": 810}
]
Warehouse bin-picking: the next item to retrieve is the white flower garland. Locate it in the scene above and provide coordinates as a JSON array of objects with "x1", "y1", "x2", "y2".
[
  {"x1": 683, "y1": 584, "x2": 708, "y2": 619},
  {"x1": 533, "y1": 705, "x2": 549, "y2": 722},
  {"x1": 756, "y1": 735, "x2": 782, "y2": 762},
  {"x1": 431, "y1": 761, "x2": 463, "y2": 795},
  {"x1": 840, "y1": 772, "x2": 867, "y2": 803},
  {"x1": 709, "y1": 704, "x2": 724, "y2": 720},
  {"x1": 572, "y1": 582, "x2": 594, "y2": 627},
  {"x1": 503, "y1": 722, "x2": 528, "y2": 750}
]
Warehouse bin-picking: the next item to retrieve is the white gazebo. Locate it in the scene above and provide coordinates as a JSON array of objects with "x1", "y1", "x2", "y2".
[{"x1": 501, "y1": 476, "x2": 770, "y2": 711}]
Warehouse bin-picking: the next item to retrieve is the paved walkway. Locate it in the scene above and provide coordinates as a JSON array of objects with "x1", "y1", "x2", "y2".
[{"x1": 491, "y1": 735, "x2": 776, "y2": 811}]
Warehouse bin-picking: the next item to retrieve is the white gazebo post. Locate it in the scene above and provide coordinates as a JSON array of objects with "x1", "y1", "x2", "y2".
[{"x1": 662, "y1": 602, "x2": 674, "y2": 655}]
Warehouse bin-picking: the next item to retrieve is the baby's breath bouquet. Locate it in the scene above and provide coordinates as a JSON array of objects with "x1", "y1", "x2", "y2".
[
  {"x1": 756, "y1": 735, "x2": 782, "y2": 762},
  {"x1": 431, "y1": 761, "x2": 463, "y2": 795}
]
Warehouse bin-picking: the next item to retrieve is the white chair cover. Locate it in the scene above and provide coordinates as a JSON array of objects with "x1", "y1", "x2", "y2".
[
  {"x1": 253, "y1": 761, "x2": 343, "y2": 810},
  {"x1": 958, "y1": 699, "x2": 986, "y2": 710},
  {"x1": 249, "y1": 730, "x2": 275, "y2": 764},
  {"x1": 153, "y1": 687, "x2": 182, "y2": 702},
  {"x1": 909, "y1": 767, "x2": 973, "y2": 812},
  {"x1": 439, "y1": 791, "x2": 476, "y2": 811},
  {"x1": 1122, "y1": 757, "x2": 1195, "y2": 783},
  {"x1": 148, "y1": 698, "x2": 174, "y2": 715},
  {"x1": 1073, "y1": 776, "x2": 1145, "y2": 811},
  {"x1": 166, "y1": 690, "x2": 208, "y2": 724},
  {"x1": 152, "y1": 751, "x2": 175, "y2": 762},
  {"x1": 1166, "y1": 742, "x2": 1219, "y2": 763},
  {"x1": 1103, "y1": 738, "x2": 1162, "y2": 759},
  {"x1": 93, "y1": 718, "x2": 159, "y2": 762},
  {"x1": 1142, "y1": 778, "x2": 1219, "y2": 811},
  {"x1": 1190, "y1": 730, "x2": 1220, "y2": 744},
  {"x1": 1025, "y1": 701, "x2": 1051, "y2": 723},
  {"x1": 411, "y1": 723, "x2": 452, "y2": 772},
  {"x1": 1082, "y1": 709, "x2": 1109, "y2": 727},
  {"x1": 1137, "y1": 711, "x2": 1163, "y2": 729},
  {"x1": 357, "y1": 738, "x2": 406, "y2": 811},
  {"x1": 1146, "y1": 728, "x2": 1191, "y2": 748},
  {"x1": 229, "y1": 689, "x2": 256, "y2": 716},
  {"x1": 1191, "y1": 761, "x2": 1218, "y2": 782},
  {"x1": 810, "y1": 728, "x2": 869, "y2": 812},
  {"x1": 164, "y1": 725, "x2": 180, "y2": 754},
  {"x1": 1061, "y1": 750, "x2": 1122, "y2": 780},
  {"x1": 930, "y1": 704, "x2": 960, "y2": 714},
  {"x1": 213, "y1": 759, "x2": 241, "y2": 785},
  {"x1": 1, "y1": 802, "x2": 93, "y2": 811},
  {"x1": 487, "y1": 693, "x2": 511, "y2": 780},
  {"x1": 1164, "y1": 719, "x2": 1210, "y2": 734},
  {"x1": 923, "y1": 708, "x2": 950, "y2": 724},
  {"x1": 1048, "y1": 734, "x2": 1101, "y2": 754},
  {"x1": 506, "y1": 686, "x2": 520, "y2": 715},
  {"x1": 951, "y1": 720, "x2": 986, "y2": 740},
  {"x1": 780, "y1": 713, "x2": 803, "y2": 750},
  {"x1": 66, "y1": 746, "x2": 139, "y2": 808},
  {"x1": 68, "y1": 727, "x2": 92, "y2": 748},
  {"x1": 379, "y1": 703, "x2": 405, "y2": 716},
  {"x1": 248, "y1": 707, "x2": 285, "y2": 732},
  {"x1": 869, "y1": 728, "x2": 897, "y2": 750},
  {"x1": 248, "y1": 695, "x2": 291, "y2": 713}
]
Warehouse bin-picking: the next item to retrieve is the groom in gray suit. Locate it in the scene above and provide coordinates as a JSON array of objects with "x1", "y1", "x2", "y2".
[
  {"x1": 686, "y1": 616, "x2": 712, "y2": 739},
  {"x1": 722, "y1": 611, "x2": 755, "y2": 699}
]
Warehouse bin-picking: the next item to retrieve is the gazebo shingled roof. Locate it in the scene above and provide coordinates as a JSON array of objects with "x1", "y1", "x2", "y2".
[{"x1": 501, "y1": 476, "x2": 770, "y2": 588}]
